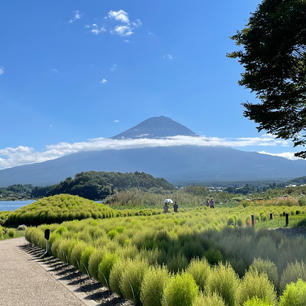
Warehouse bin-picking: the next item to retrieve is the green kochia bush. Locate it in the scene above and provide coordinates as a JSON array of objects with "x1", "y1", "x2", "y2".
[
  {"x1": 80, "y1": 246, "x2": 95, "y2": 275},
  {"x1": 194, "y1": 292, "x2": 225, "y2": 306},
  {"x1": 238, "y1": 270, "x2": 277, "y2": 306},
  {"x1": 243, "y1": 297, "x2": 273, "y2": 306},
  {"x1": 186, "y1": 258, "x2": 211, "y2": 292},
  {"x1": 207, "y1": 263, "x2": 240, "y2": 306},
  {"x1": 249, "y1": 258, "x2": 278, "y2": 289},
  {"x1": 70, "y1": 241, "x2": 87, "y2": 269},
  {"x1": 279, "y1": 279, "x2": 306, "y2": 306},
  {"x1": 98, "y1": 252, "x2": 119, "y2": 287},
  {"x1": 109, "y1": 259, "x2": 126, "y2": 295},
  {"x1": 280, "y1": 261, "x2": 306, "y2": 292},
  {"x1": 120, "y1": 259, "x2": 149, "y2": 306},
  {"x1": 162, "y1": 273, "x2": 198, "y2": 306},
  {"x1": 88, "y1": 248, "x2": 105, "y2": 280},
  {"x1": 140, "y1": 266, "x2": 170, "y2": 306}
]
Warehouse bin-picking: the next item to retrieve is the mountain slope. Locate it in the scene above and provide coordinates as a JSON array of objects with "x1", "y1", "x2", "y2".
[
  {"x1": 112, "y1": 116, "x2": 197, "y2": 139},
  {"x1": 0, "y1": 146, "x2": 304, "y2": 186}
]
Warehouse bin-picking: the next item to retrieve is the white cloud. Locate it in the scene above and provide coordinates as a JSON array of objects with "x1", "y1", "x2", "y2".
[
  {"x1": 100, "y1": 78, "x2": 108, "y2": 84},
  {"x1": 108, "y1": 10, "x2": 129, "y2": 24},
  {"x1": 113, "y1": 120, "x2": 120, "y2": 123},
  {"x1": 258, "y1": 151, "x2": 300, "y2": 160},
  {"x1": 163, "y1": 54, "x2": 174, "y2": 60},
  {"x1": 0, "y1": 67, "x2": 4, "y2": 75},
  {"x1": 0, "y1": 134, "x2": 296, "y2": 170},
  {"x1": 87, "y1": 24, "x2": 106, "y2": 35},
  {"x1": 69, "y1": 10, "x2": 81, "y2": 23},
  {"x1": 113, "y1": 25, "x2": 133, "y2": 37}
]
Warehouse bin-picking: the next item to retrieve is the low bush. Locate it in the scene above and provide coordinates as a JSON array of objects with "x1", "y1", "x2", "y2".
[
  {"x1": 280, "y1": 261, "x2": 306, "y2": 292},
  {"x1": 162, "y1": 272, "x2": 198, "y2": 306},
  {"x1": 186, "y1": 258, "x2": 211, "y2": 291},
  {"x1": 98, "y1": 252, "x2": 119, "y2": 287},
  {"x1": 8, "y1": 228, "x2": 15, "y2": 238},
  {"x1": 70, "y1": 241, "x2": 87, "y2": 269},
  {"x1": 207, "y1": 263, "x2": 240, "y2": 306},
  {"x1": 238, "y1": 270, "x2": 276, "y2": 306},
  {"x1": 140, "y1": 266, "x2": 170, "y2": 306},
  {"x1": 17, "y1": 224, "x2": 27, "y2": 231},
  {"x1": 80, "y1": 246, "x2": 95, "y2": 275},
  {"x1": 194, "y1": 292, "x2": 225, "y2": 306},
  {"x1": 88, "y1": 248, "x2": 105, "y2": 280},
  {"x1": 120, "y1": 259, "x2": 149, "y2": 305},
  {"x1": 279, "y1": 279, "x2": 306, "y2": 306},
  {"x1": 249, "y1": 258, "x2": 278, "y2": 289},
  {"x1": 243, "y1": 297, "x2": 273, "y2": 306},
  {"x1": 109, "y1": 259, "x2": 126, "y2": 295}
]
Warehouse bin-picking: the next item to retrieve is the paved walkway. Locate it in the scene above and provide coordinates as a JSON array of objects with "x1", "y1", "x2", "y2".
[{"x1": 0, "y1": 237, "x2": 90, "y2": 306}]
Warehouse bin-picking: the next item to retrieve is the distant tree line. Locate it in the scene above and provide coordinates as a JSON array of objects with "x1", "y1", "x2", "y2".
[{"x1": 0, "y1": 171, "x2": 175, "y2": 201}]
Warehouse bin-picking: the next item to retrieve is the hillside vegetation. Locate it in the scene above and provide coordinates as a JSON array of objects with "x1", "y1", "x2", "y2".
[
  {"x1": 4, "y1": 194, "x2": 116, "y2": 226},
  {"x1": 32, "y1": 171, "x2": 175, "y2": 200}
]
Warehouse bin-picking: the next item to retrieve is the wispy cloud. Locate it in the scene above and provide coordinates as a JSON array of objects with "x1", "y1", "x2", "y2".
[
  {"x1": 100, "y1": 78, "x2": 108, "y2": 84},
  {"x1": 0, "y1": 67, "x2": 5, "y2": 75},
  {"x1": 69, "y1": 10, "x2": 81, "y2": 24},
  {"x1": 113, "y1": 120, "x2": 120, "y2": 123},
  {"x1": 258, "y1": 151, "x2": 299, "y2": 160},
  {"x1": 113, "y1": 25, "x2": 133, "y2": 37},
  {"x1": 0, "y1": 135, "x2": 296, "y2": 170},
  {"x1": 110, "y1": 64, "x2": 118, "y2": 72},
  {"x1": 85, "y1": 24, "x2": 106, "y2": 35},
  {"x1": 163, "y1": 54, "x2": 174, "y2": 60}
]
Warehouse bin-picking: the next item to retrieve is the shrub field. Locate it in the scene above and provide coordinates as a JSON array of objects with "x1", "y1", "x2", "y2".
[{"x1": 26, "y1": 205, "x2": 306, "y2": 306}]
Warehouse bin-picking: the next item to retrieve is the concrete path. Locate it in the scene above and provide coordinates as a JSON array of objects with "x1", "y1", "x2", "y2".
[{"x1": 0, "y1": 237, "x2": 91, "y2": 306}]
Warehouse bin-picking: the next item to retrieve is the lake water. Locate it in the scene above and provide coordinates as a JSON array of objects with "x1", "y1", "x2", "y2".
[{"x1": 0, "y1": 200, "x2": 35, "y2": 211}]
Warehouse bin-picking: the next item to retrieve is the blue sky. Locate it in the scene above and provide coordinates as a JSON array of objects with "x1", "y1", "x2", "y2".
[{"x1": 0, "y1": 0, "x2": 299, "y2": 169}]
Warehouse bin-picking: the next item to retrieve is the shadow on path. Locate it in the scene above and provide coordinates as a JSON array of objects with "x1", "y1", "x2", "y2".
[{"x1": 20, "y1": 244, "x2": 133, "y2": 306}]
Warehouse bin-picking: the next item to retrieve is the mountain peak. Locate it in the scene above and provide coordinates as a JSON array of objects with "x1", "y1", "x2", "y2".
[{"x1": 112, "y1": 116, "x2": 197, "y2": 139}]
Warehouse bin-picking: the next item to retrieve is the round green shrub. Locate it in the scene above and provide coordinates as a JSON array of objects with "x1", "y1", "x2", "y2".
[
  {"x1": 70, "y1": 241, "x2": 87, "y2": 269},
  {"x1": 194, "y1": 292, "x2": 225, "y2": 306},
  {"x1": 88, "y1": 248, "x2": 105, "y2": 280},
  {"x1": 279, "y1": 279, "x2": 306, "y2": 306},
  {"x1": 280, "y1": 261, "x2": 306, "y2": 292},
  {"x1": 109, "y1": 259, "x2": 126, "y2": 295},
  {"x1": 243, "y1": 297, "x2": 273, "y2": 306},
  {"x1": 120, "y1": 259, "x2": 149, "y2": 305},
  {"x1": 238, "y1": 270, "x2": 276, "y2": 306},
  {"x1": 80, "y1": 246, "x2": 95, "y2": 275},
  {"x1": 98, "y1": 252, "x2": 119, "y2": 287},
  {"x1": 167, "y1": 253, "x2": 188, "y2": 273},
  {"x1": 207, "y1": 263, "x2": 240, "y2": 306},
  {"x1": 249, "y1": 258, "x2": 278, "y2": 289},
  {"x1": 140, "y1": 266, "x2": 170, "y2": 306},
  {"x1": 204, "y1": 248, "x2": 223, "y2": 265},
  {"x1": 186, "y1": 258, "x2": 211, "y2": 291},
  {"x1": 8, "y1": 228, "x2": 16, "y2": 238},
  {"x1": 162, "y1": 272, "x2": 198, "y2": 306}
]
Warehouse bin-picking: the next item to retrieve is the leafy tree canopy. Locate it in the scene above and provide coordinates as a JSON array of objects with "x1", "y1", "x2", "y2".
[{"x1": 228, "y1": 0, "x2": 306, "y2": 157}]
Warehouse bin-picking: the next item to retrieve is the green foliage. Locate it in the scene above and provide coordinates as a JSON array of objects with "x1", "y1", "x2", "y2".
[
  {"x1": 243, "y1": 297, "x2": 273, "y2": 306},
  {"x1": 207, "y1": 263, "x2": 240, "y2": 306},
  {"x1": 70, "y1": 241, "x2": 87, "y2": 269},
  {"x1": 8, "y1": 228, "x2": 15, "y2": 238},
  {"x1": 249, "y1": 258, "x2": 278, "y2": 289},
  {"x1": 109, "y1": 259, "x2": 126, "y2": 295},
  {"x1": 280, "y1": 261, "x2": 306, "y2": 292},
  {"x1": 88, "y1": 248, "x2": 105, "y2": 280},
  {"x1": 186, "y1": 258, "x2": 211, "y2": 291},
  {"x1": 162, "y1": 273, "x2": 198, "y2": 306},
  {"x1": 194, "y1": 292, "x2": 225, "y2": 306},
  {"x1": 5, "y1": 194, "x2": 115, "y2": 226},
  {"x1": 279, "y1": 279, "x2": 306, "y2": 306},
  {"x1": 80, "y1": 246, "x2": 95, "y2": 275},
  {"x1": 238, "y1": 270, "x2": 276, "y2": 306},
  {"x1": 120, "y1": 259, "x2": 149, "y2": 305},
  {"x1": 98, "y1": 253, "x2": 119, "y2": 287},
  {"x1": 140, "y1": 266, "x2": 170, "y2": 306},
  {"x1": 228, "y1": 0, "x2": 306, "y2": 157}
]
